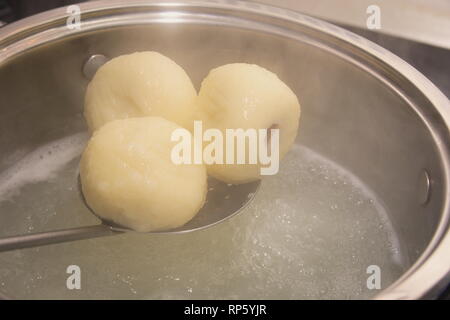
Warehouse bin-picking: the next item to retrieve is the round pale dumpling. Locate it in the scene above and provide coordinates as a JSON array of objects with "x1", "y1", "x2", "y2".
[
  {"x1": 197, "y1": 63, "x2": 301, "y2": 184},
  {"x1": 80, "y1": 117, "x2": 207, "y2": 232},
  {"x1": 84, "y1": 51, "x2": 197, "y2": 132}
]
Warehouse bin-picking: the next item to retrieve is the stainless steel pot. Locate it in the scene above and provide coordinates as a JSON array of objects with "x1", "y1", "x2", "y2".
[{"x1": 0, "y1": 0, "x2": 449, "y2": 299}]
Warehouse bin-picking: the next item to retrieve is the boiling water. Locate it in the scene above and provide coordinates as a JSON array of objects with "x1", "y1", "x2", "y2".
[{"x1": 0, "y1": 134, "x2": 405, "y2": 299}]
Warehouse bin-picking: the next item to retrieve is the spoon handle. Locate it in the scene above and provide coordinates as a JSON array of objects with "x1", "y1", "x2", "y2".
[{"x1": 0, "y1": 224, "x2": 119, "y2": 252}]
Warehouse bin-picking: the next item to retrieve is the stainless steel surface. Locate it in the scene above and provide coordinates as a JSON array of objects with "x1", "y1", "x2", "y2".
[
  {"x1": 0, "y1": 0, "x2": 449, "y2": 299},
  {"x1": 418, "y1": 169, "x2": 432, "y2": 206},
  {"x1": 339, "y1": 24, "x2": 450, "y2": 100},
  {"x1": 82, "y1": 54, "x2": 108, "y2": 80},
  {"x1": 255, "y1": 0, "x2": 450, "y2": 50}
]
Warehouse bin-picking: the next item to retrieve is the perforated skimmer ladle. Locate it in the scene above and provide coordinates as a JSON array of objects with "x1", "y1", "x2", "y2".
[{"x1": 0, "y1": 177, "x2": 260, "y2": 252}]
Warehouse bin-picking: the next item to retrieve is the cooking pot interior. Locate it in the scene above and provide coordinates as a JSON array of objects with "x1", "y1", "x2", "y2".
[{"x1": 0, "y1": 19, "x2": 446, "y2": 299}]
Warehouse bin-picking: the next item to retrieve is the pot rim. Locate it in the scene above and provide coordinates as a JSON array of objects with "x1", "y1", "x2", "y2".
[{"x1": 0, "y1": 0, "x2": 449, "y2": 300}]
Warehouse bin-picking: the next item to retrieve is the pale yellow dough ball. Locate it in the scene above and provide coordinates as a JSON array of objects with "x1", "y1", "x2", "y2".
[
  {"x1": 197, "y1": 63, "x2": 301, "y2": 184},
  {"x1": 84, "y1": 51, "x2": 197, "y2": 132},
  {"x1": 80, "y1": 117, "x2": 207, "y2": 232}
]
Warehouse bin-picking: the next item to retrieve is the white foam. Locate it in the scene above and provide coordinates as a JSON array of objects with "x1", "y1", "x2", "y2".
[
  {"x1": 0, "y1": 132, "x2": 88, "y2": 201},
  {"x1": 290, "y1": 144, "x2": 403, "y2": 265}
]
